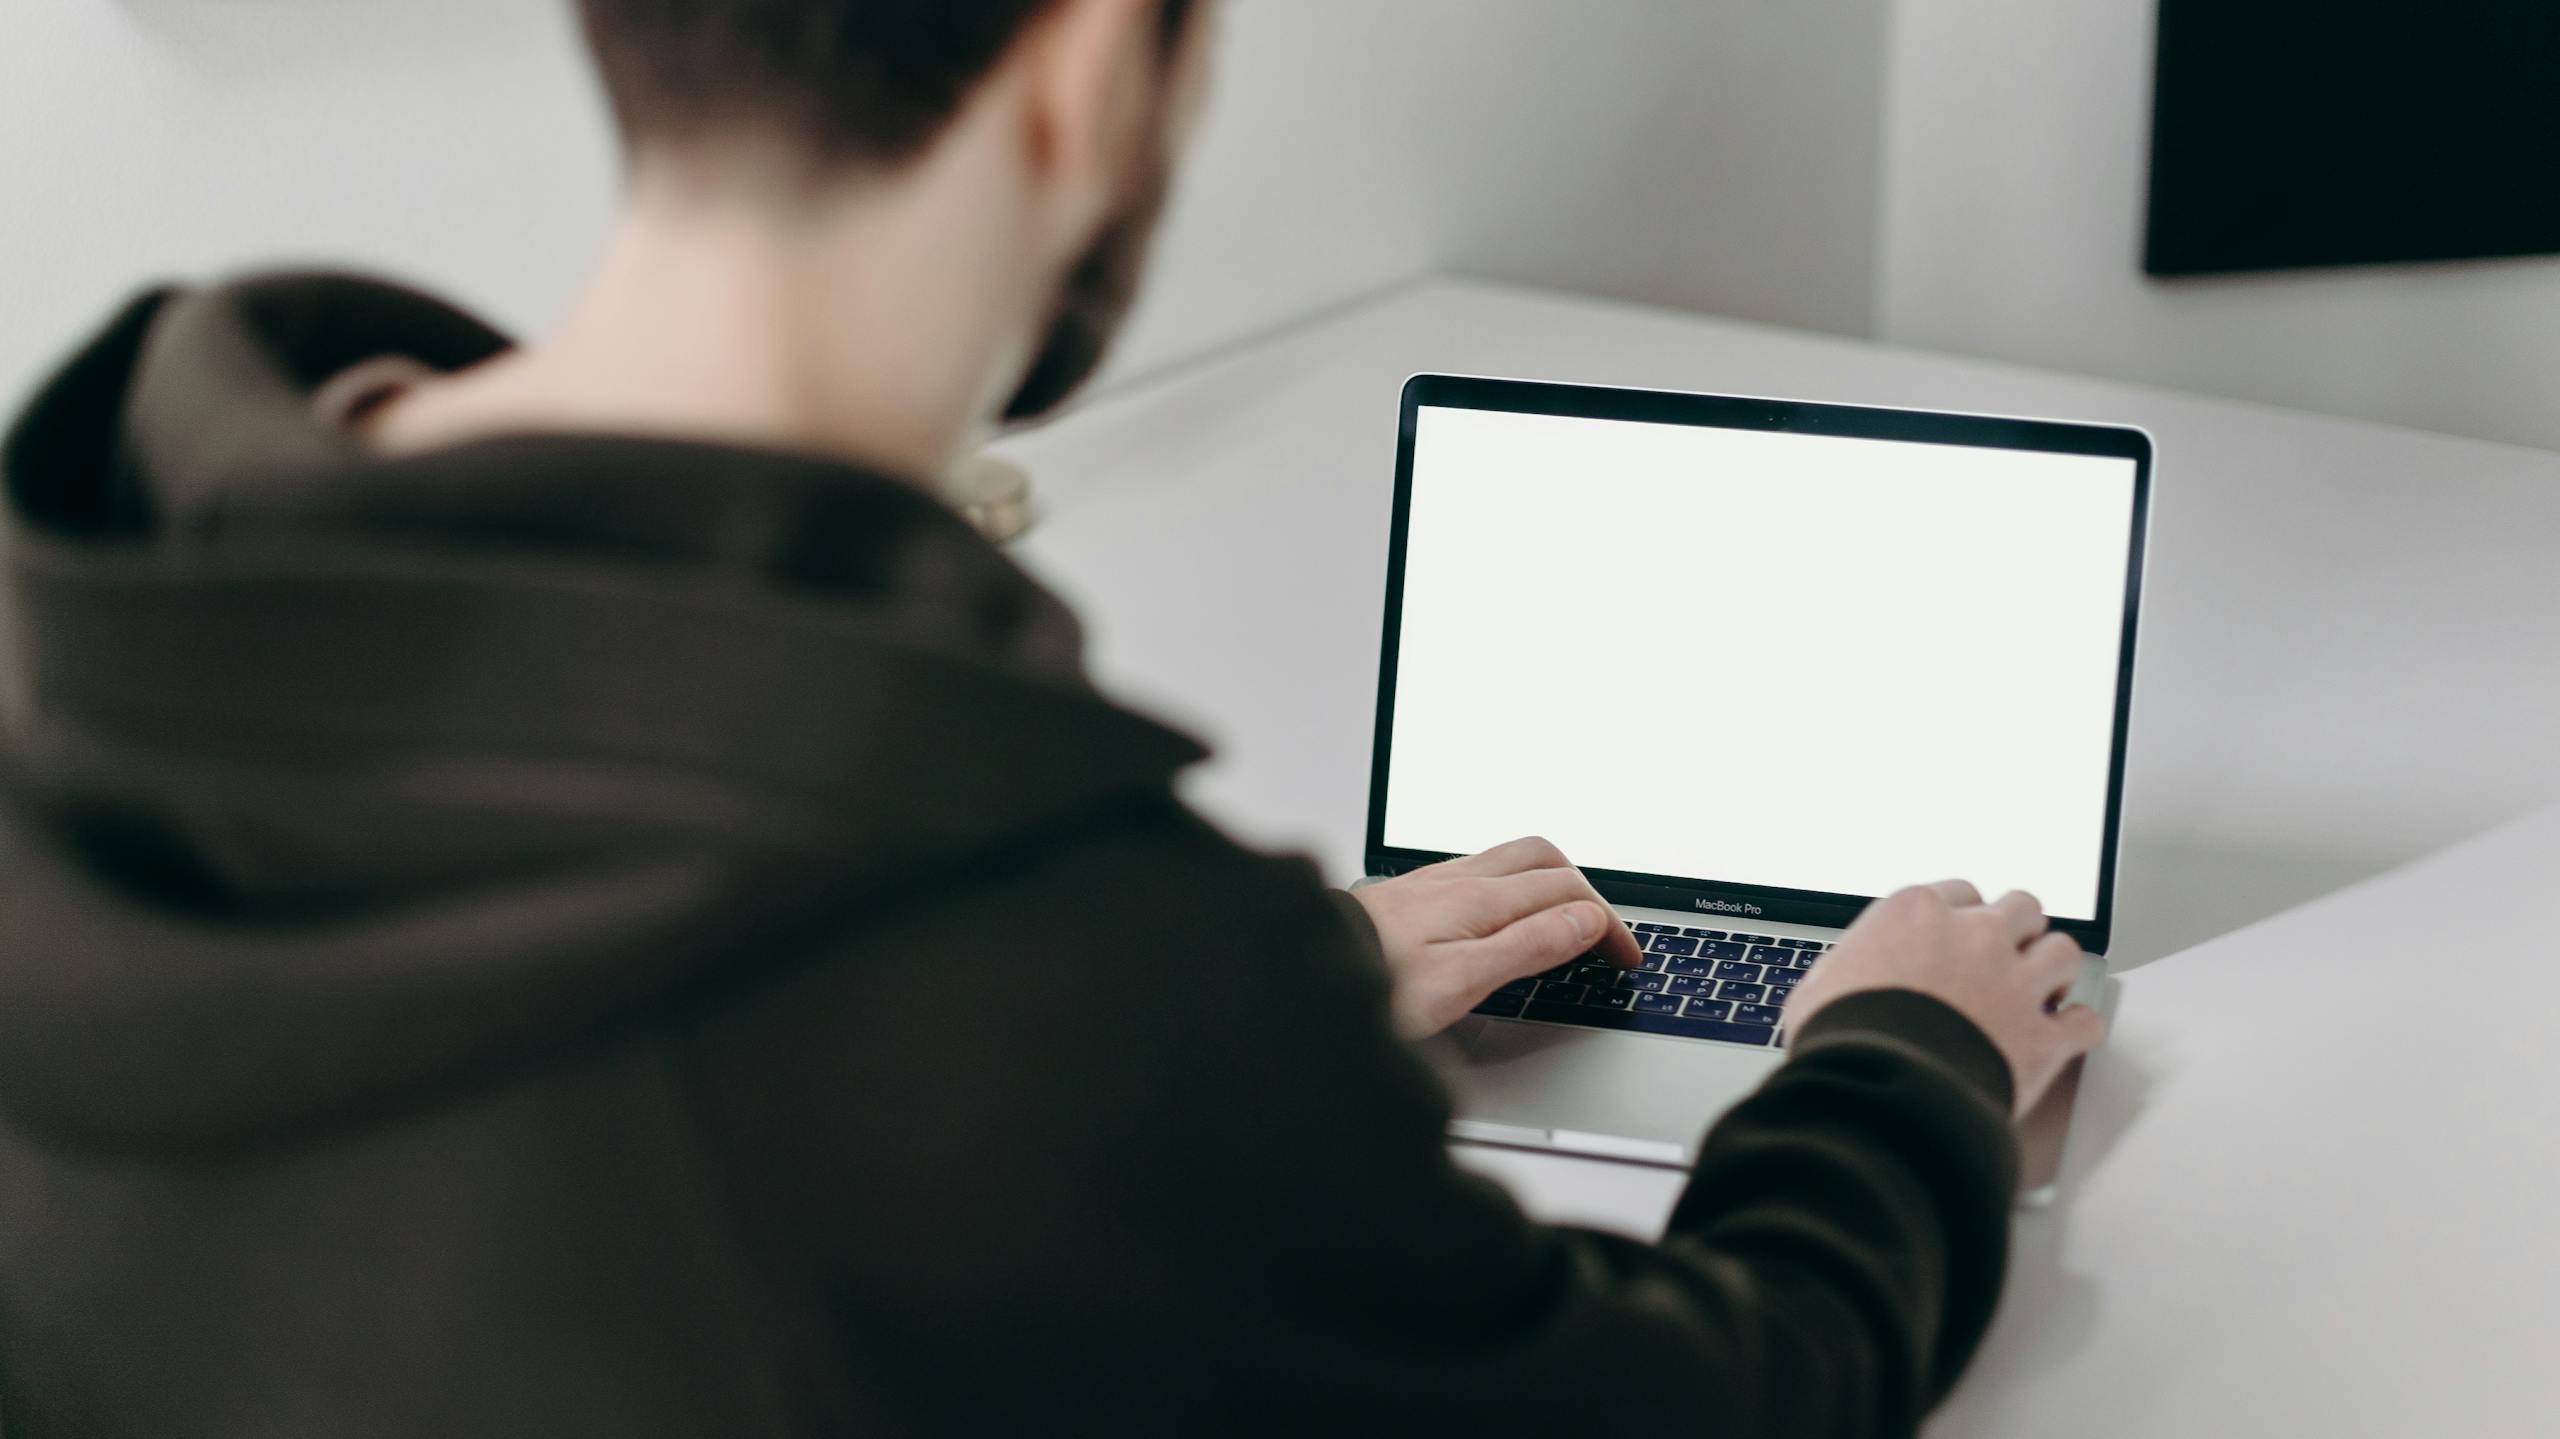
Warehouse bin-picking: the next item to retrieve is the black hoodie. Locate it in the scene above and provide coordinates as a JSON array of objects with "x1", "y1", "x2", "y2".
[{"x1": 0, "y1": 275, "x2": 2019, "y2": 1437}]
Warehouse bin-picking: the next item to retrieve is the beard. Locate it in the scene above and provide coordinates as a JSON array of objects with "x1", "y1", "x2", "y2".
[{"x1": 999, "y1": 159, "x2": 1174, "y2": 425}]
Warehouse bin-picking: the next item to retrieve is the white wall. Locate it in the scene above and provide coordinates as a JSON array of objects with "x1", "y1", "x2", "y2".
[
  {"x1": 0, "y1": 0, "x2": 618, "y2": 415},
  {"x1": 1, "y1": 0, "x2": 1889, "y2": 414},
  {"x1": 1408, "y1": 0, "x2": 1886, "y2": 339},
  {"x1": 1879, "y1": 0, "x2": 2560, "y2": 453}
]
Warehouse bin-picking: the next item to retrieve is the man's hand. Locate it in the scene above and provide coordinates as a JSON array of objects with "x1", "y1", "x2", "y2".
[
  {"x1": 1353, "y1": 837, "x2": 1644, "y2": 1040},
  {"x1": 1786, "y1": 880, "x2": 2106, "y2": 1118}
]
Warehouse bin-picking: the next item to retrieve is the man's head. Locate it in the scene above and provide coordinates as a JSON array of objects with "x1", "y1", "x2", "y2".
[{"x1": 570, "y1": 0, "x2": 1211, "y2": 429}]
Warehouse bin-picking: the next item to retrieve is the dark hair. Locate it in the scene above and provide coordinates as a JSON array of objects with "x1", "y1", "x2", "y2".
[{"x1": 574, "y1": 0, "x2": 1199, "y2": 166}]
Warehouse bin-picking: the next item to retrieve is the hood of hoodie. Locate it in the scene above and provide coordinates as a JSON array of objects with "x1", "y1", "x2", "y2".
[{"x1": 0, "y1": 273, "x2": 1205, "y2": 1156}]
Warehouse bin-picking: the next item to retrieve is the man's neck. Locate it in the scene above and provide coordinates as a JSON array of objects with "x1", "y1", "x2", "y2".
[{"x1": 367, "y1": 153, "x2": 1041, "y2": 484}]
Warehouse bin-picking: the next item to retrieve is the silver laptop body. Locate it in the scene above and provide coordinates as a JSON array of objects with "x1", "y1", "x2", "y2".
[{"x1": 1365, "y1": 376, "x2": 2152, "y2": 1188}]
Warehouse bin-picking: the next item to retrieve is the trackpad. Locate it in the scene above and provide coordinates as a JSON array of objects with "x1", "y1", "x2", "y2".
[{"x1": 1441, "y1": 1019, "x2": 1787, "y2": 1165}]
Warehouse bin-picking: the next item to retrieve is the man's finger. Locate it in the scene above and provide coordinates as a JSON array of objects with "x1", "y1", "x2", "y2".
[
  {"x1": 1442, "y1": 835, "x2": 1571, "y2": 878},
  {"x1": 1926, "y1": 879, "x2": 1985, "y2": 909},
  {"x1": 2029, "y1": 930, "x2": 2084, "y2": 964},
  {"x1": 2027, "y1": 930, "x2": 2085, "y2": 987},
  {"x1": 1464, "y1": 871, "x2": 1643, "y2": 966},
  {"x1": 2054, "y1": 1002, "x2": 2108, "y2": 1055},
  {"x1": 1588, "y1": 905, "x2": 1644, "y2": 967},
  {"x1": 1990, "y1": 891, "x2": 2049, "y2": 948},
  {"x1": 1458, "y1": 869, "x2": 1595, "y2": 932},
  {"x1": 1452, "y1": 902, "x2": 1613, "y2": 987}
]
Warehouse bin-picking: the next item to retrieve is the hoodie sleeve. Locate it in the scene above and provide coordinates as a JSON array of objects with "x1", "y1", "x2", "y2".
[{"x1": 1326, "y1": 885, "x2": 1389, "y2": 962}]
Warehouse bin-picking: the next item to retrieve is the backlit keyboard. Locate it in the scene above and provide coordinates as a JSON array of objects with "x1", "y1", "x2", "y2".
[{"x1": 1466, "y1": 920, "x2": 1832, "y2": 1048}]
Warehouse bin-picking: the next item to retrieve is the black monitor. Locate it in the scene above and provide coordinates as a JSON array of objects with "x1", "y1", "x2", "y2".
[{"x1": 2145, "y1": 1, "x2": 2560, "y2": 278}]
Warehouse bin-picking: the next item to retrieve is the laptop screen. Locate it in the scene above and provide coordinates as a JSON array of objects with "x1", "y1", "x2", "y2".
[{"x1": 1375, "y1": 386, "x2": 2147, "y2": 930}]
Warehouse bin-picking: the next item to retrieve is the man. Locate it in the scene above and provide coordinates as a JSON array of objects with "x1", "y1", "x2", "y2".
[{"x1": 0, "y1": 1, "x2": 2103, "y2": 1433}]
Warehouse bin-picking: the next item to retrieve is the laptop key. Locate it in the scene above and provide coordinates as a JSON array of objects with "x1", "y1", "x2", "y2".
[
  {"x1": 1716, "y1": 981, "x2": 1767, "y2": 1003},
  {"x1": 1647, "y1": 935, "x2": 1699, "y2": 957},
  {"x1": 1634, "y1": 923, "x2": 1678, "y2": 934},
  {"x1": 1694, "y1": 941, "x2": 1748, "y2": 962},
  {"x1": 1680, "y1": 928, "x2": 1729, "y2": 940},
  {"x1": 1682, "y1": 997, "x2": 1733, "y2": 1022},
  {"x1": 1584, "y1": 988, "x2": 1637, "y2": 1011},
  {"x1": 1634, "y1": 951, "x2": 1667, "y2": 972},
  {"x1": 1663, "y1": 956, "x2": 1713, "y2": 977},
  {"x1": 1618, "y1": 971, "x2": 1669, "y2": 992},
  {"x1": 1633, "y1": 992, "x2": 1686, "y2": 1016},
  {"x1": 1734, "y1": 1003, "x2": 1784, "y2": 1026},
  {"x1": 1571, "y1": 965, "x2": 1620, "y2": 989},
  {"x1": 1762, "y1": 967, "x2": 1803, "y2": 989},
  {"x1": 1517, "y1": 1001, "x2": 1777, "y2": 1048},
  {"x1": 1713, "y1": 960, "x2": 1763, "y2": 982},
  {"x1": 1494, "y1": 978, "x2": 1537, "y2": 998},
  {"x1": 1731, "y1": 934, "x2": 1777, "y2": 945},
  {"x1": 1748, "y1": 946, "x2": 1796, "y2": 967},
  {"x1": 1781, "y1": 938, "x2": 1821, "y2": 949},
  {"x1": 1667, "y1": 975, "x2": 1718, "y2": 996},
  {"x1": 1671, "y1": 1015, "x2": 1777, "y2": 1046},
  {"x1": 1535, "y1": 982, "x2": 1587, "y2": 1005}
]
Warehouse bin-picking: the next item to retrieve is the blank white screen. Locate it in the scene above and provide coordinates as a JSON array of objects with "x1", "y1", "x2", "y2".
[{"x1": 1383, "y1": 405, "x2": 2139, "y2": 921}]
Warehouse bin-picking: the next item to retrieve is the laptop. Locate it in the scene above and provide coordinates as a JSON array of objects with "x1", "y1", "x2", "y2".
[{"x1": 1364, "y1": 375, "x2": 2151, "y2": 1193}]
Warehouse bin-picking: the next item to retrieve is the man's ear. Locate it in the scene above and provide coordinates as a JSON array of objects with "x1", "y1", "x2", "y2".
[{"x1": 1012, "y1": 0, "x2": 1162, "y2": 238}]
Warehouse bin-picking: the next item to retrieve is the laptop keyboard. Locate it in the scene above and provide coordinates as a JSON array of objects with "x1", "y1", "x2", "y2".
[{"x1": 1466, "y1": 921, "x2": 1832, "y2": 1049}]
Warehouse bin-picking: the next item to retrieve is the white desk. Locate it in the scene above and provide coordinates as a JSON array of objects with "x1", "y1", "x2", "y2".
[
  {"x1": 1932, "y1": 805, "x2": 2560, "y2": 1437},
  {"x1": 999, "y1": 279, "x2": 2560, "y2": 1430}
]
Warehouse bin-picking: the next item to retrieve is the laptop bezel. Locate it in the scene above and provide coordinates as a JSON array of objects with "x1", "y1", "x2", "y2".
[{"x1": 1366, "y1": 373, "x2": 2154, "y2": 954}]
